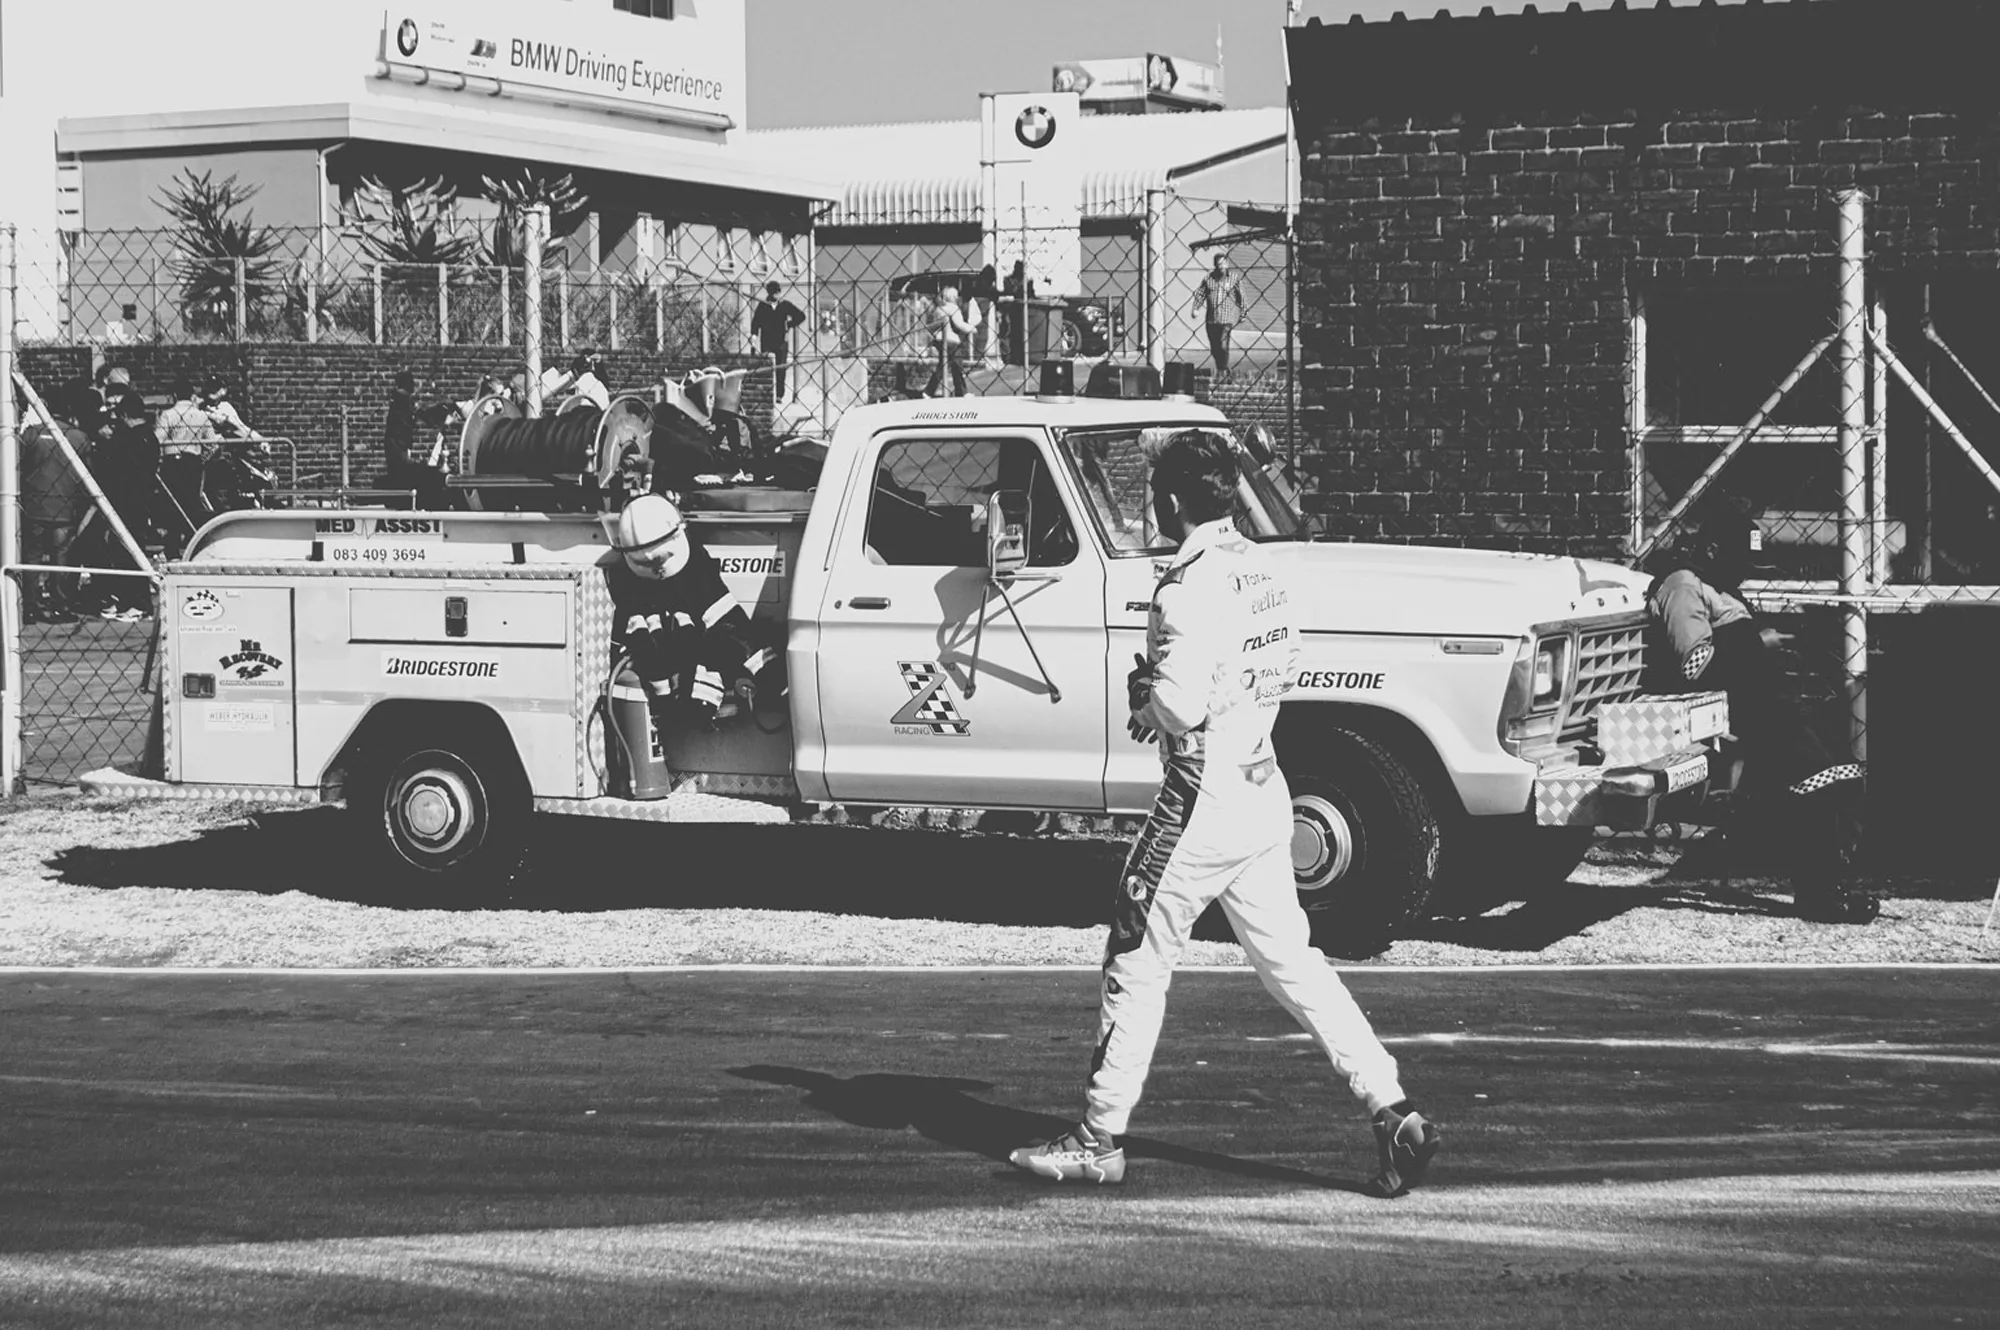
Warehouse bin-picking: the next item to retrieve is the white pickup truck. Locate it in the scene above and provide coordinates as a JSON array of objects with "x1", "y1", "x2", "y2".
[{"x1": 90, "y1": 379, "x2": 1714, "y2": 952}]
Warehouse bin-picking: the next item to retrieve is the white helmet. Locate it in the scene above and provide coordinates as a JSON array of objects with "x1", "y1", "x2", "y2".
[{"x1": 613, "y1": 494, "x2": 691, "y2": 580}]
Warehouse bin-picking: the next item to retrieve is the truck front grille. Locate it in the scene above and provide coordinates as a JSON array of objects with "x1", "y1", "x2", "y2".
[{"x1": 1561, "y1": 621, "x2": 1647, "y2": 745}]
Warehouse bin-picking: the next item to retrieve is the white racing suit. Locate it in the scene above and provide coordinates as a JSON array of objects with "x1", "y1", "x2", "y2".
[{"x1": 1086, "y1": 517, "x2": 1407, "y2": 1136}]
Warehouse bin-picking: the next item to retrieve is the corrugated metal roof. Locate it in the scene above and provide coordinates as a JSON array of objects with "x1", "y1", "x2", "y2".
[{"x1": 746, "y1": 107, "x2": 1285, "y2": 226}]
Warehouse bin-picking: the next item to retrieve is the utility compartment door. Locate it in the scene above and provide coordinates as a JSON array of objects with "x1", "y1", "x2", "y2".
[{"x1": 173, "y1": 583, "x2": 296, "y2": 785}]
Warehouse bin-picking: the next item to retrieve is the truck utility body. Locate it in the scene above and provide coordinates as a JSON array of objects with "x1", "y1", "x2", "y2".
[{"x1": 92, "y1": 393, "x2": 1721, "y2": 951}]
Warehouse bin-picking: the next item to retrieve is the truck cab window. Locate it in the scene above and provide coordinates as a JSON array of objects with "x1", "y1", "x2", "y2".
[
  {"x1": 865, "y1": 437, "x2": 1077, "y2": 567},
  {"x1": 1063, "y1": 427, "x2": 1301, "y2": 555}
]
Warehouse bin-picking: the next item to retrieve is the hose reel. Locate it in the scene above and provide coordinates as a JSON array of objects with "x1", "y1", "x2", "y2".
[{"x1": 456, "y1": 394, "x2": 653, "y2": 511}]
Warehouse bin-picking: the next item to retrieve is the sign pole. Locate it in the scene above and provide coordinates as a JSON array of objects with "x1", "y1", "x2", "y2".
[{"x1": 1, "y1": 225, "x2": 20, "y2": 794}]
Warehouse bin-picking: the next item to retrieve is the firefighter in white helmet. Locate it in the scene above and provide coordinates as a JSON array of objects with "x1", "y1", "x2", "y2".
[{"x1": 608, "y1": 494, "x2": 772, "y2": 725}]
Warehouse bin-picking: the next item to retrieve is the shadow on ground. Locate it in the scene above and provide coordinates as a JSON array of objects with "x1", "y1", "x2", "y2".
[
  {"x1": 728, "y1": 1065, "x2": 1365, "y2": 1192},
  {"x1": 46, "y1": 807, "x2": 1147, "y2": 928}
]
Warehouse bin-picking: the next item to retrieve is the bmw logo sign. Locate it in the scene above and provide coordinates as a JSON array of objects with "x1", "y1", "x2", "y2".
[{"x1": 1014, "y1": 105, "x2": 1057, "y2": 150}]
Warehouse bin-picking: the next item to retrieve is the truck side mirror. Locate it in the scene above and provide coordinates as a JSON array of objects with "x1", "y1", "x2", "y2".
[{"x1": 986, "y1": 489, "x2": 1030, "y2": 579}]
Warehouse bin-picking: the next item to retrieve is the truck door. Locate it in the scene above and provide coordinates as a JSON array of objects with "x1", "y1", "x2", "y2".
[{"x1": 815, "y1": 431, "x2": 1109, "y2": 809}]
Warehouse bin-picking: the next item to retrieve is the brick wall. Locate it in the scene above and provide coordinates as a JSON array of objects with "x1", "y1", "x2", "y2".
[{"x1": 1287, "y1": 1, "x2": 2000, "y2": 558}]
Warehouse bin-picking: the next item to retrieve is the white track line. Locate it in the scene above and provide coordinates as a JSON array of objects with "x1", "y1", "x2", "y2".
[{"x1": 0, "y1": 962, "x2": 1997, "y2": 977}]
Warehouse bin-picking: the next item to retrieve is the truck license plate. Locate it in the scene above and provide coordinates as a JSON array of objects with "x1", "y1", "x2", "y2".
[{"x1": 1662, "y1": 752, "x2": 1707, "y2": 793}]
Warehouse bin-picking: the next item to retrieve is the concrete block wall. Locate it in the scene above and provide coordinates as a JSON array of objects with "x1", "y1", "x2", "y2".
[{"x1": 1287, "y1": 0, "x2": 2000, "y2": 559}]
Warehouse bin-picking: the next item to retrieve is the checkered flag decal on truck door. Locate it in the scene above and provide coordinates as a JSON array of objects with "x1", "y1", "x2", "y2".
[{"x1": 892, "y1": 661, "x2": 971, "y2": 736}]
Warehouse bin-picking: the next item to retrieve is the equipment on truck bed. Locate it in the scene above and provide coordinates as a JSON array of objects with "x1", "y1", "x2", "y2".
[{"x1": 455, "y1": 392, "x2": 653, "y2": 513}]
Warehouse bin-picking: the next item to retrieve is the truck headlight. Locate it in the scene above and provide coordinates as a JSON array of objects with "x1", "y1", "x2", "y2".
[{"x1": 1531, "y1": 636, "x2": 1569, "y2": 709}]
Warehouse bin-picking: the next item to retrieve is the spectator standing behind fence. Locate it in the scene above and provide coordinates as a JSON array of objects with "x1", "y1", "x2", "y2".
[
  {"x1": 18, "y1": 382, "x2": 96, "y2": 624},
  {"x1": 968, "y1": 264, "x2": 1001, "y2": 365},
  {"x1": 924, "y1": 286, "x2": 973, "y2": 398},
  {"x1": 383, "y1": 369, "x2": 449, "y2": 508},
  {"x1": 751, "y1": 282, "x2": 806, "y2": 402},
  {"x1": 200, "y1": 378, "x2": 255, "y2": 439},
  {"x1": 156, "y1": 378, "x2": 216, "y2": 537},
  {"x1": 1196, "y1": 253, "x2": 1245, "y2": 381},
  {"x1": 77, "y1": 390, "x2": 159, "y2": 620},
  {"x1": 1000, "y1": 261, "x2": 1036, "y2": 362}
]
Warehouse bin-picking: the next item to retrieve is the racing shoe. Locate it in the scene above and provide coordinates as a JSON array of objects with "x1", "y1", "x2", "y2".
[
  {"x1": 1366, "y1": 1102, "x2": 1441, "y2": 1198},
  {"x1": 1008, "y1": 1122, "x2": 1125, "y2": 1184}
]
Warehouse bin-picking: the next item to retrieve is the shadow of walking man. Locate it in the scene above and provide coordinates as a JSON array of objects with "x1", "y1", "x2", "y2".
[{"x1": 730, "y1": 1065, "x2": 1365, "y2": 1191}]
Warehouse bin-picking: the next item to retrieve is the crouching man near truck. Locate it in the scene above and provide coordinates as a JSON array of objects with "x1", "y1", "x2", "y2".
[
  {"x1": 608, "y1": 494, "x2": 775, "y2": 728},
  {"x1": 1008, "y1": 431, "x2": 1441, "y2": 1196},
  {"x1": 1645, "y1": 501, "x2": 1875, "y2": 924}
]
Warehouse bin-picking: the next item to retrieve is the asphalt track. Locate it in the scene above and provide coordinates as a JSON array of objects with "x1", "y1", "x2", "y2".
[{"x1": 2, "y1": 967, "x2": 1996, "y2": 1328}]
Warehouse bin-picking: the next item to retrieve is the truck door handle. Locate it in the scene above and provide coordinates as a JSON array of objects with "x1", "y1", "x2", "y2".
[{"x1": 850, "y1": 596, "x2": 891, "y2": 610}]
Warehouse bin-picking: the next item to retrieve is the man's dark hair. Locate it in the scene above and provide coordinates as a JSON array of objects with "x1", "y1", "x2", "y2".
[
  {"x1": 1675, "y1": 496, "x2": 1759, "y2": 590},
  {"x1": 765, "y1": 281, "x2": 781, "y2": 297},
  {"x1": 393, "y1": 370, "x2": 416, "y2": 393},
  {"x1": 172, "y1": 376, "x2": 195, "y2": 400},
  {"x1": 116, "y1": 389, "x2": 148, "y2": 422},
  {"x1": 1152, "y1": 430, "x2": 1238, "y2": 525}
]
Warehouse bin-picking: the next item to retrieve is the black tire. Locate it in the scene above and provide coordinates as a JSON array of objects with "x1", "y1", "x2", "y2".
[
  {"x1": 1286, "y1": 729, "x2": 1442, "y2": 958},
  {"x1": 349, "y1": 725, "x2": 529, "y2": 898},
  {"x1": 1058, "y1": 319, "x2": 1083, "y2": 357}
]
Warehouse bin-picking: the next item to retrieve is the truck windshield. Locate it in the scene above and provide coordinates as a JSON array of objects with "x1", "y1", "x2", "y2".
[{"x1": 1059, "y1": 426, "x2": 1305, "y2": 556}]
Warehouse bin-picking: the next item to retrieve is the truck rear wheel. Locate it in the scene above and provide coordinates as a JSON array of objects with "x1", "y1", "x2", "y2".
[
  {"x1": 1289, "y1": 730, "x2": 1442, "y2": 958},
  {"x1": 350, "y1": 727, "x2": 529, "y2": 898}
]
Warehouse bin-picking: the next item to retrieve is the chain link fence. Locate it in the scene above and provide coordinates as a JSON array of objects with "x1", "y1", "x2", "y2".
[{"x1": 15, "y1": 184, "x2": 1995, "y2": 878}]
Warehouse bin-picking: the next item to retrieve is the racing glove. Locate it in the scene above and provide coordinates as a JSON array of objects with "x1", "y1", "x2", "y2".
[{"x1": 1127, "y1": 653, "x2": 1158, "y2": 744}]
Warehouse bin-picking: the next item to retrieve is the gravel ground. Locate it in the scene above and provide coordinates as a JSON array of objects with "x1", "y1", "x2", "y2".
[{"x1": 1, "y1": 793, "x2": 1996, "y2": 969}]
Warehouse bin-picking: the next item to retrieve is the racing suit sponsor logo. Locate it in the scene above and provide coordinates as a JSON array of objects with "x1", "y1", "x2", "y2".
[
  {"x1": 1242, "y1": 625, "x2": 1289, "y2": 652},
  {"x1": 891, "y1": 661, "x2": 969, "y2": 736},
  {"x1": 382, "y1": 654, "x2": 501, "y2": 680}
]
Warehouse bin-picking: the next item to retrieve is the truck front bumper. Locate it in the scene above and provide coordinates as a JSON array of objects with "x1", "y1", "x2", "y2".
[{"x1": 1533, "y1": 747, "x2": 1710, "y2": 830}]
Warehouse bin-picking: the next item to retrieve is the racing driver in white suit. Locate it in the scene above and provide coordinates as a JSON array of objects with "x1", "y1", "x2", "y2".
[{"x1": 1009, "y1": 429, "x2": 1441, "y2": 1195}]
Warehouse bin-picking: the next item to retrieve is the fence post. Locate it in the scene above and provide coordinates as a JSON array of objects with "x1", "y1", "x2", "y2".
[
  {"x1": 436, "y1": 263, "x2": 449, "y2": 348},
  {"x1": 1144, "y1": 189, "x2": 1167, "y2": 374},
  {"x1": 655, "y1": 282, "x2": 665, "y2": 353},
  {"x1": 1835, "y1": 187, "x2": 1869, "y2": 764},
  {"x1": 306, "y1": 268, "x2": 318, "y2": 345},
  {"x1": 558, "y1": 269, "x2": 571, "y2": 355},
  {"x1": 699, "y1": 285, "x2": 711, "y2": 357},
  {"x1": 500, "y1": 267, "x2": 511, "y2": 346},
  {"x1": 1, "y1": 225, "x2": 21, "y2": 793},
  {"x1": 232, "y1": 257, "x2": 247, "y2": 340},
  {"x1": 1869, "y1": 291, "x2": 1890, "y2": 589},
  {"x1": 523, "y1": 204, "x2": 549, "y2": 417},
  {"x1": 372, "y1": 264, "x2": 383, "y2": 344},
  {"x1": 608, "y1": 282, "x2": 621, "y2": 352}
]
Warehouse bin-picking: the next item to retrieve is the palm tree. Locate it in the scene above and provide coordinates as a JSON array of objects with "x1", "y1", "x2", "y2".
[
  {"x1": 343, "y1": 175, "x2": 479, "y2": 267},
  {"x1": 154, "y1": 169, "x2": 282, "y2": 338}
]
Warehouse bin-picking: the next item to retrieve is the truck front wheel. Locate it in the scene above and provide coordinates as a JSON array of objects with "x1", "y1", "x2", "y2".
[
  {"x1": 351, "y1": 730, "x2": 529, "y2": 897},
  {"x1": 1288, "y1": 731, "x2": 1442, "y2": 958}
]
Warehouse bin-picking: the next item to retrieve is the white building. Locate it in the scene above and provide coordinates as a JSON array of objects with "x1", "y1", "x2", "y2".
[
  {"x1": 1, "y1": 0, "x2": 837, "y2": 337},
  {"x1": 749, "y1": 107, "x2": 1291, "y2": 367}
]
